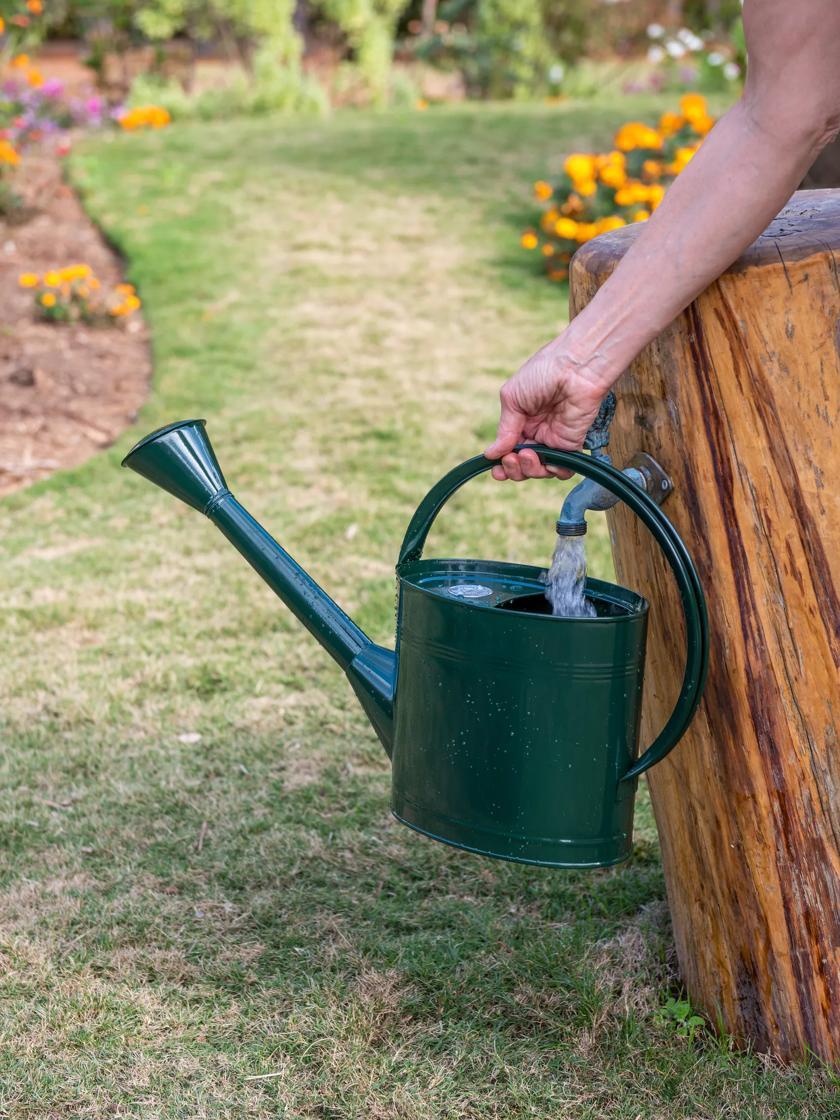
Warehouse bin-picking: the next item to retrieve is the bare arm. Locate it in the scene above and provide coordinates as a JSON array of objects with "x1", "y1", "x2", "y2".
[{"x1": 487, "y1": 0, "x2": 840, "y2": 480}]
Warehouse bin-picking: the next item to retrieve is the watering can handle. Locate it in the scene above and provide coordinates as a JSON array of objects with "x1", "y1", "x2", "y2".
[{"x1": 398, "y1": 445, "x2": 709, "y2": 783}]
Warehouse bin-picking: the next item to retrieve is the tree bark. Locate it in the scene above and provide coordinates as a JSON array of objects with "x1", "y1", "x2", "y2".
[{"x1": 570, "y1": 189, "x2": 840, "y2": 1064}]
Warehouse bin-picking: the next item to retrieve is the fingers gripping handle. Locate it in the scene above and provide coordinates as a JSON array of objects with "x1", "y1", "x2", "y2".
[{"x1": 398, "y1": 445, "x2": 709, "y2": 782}]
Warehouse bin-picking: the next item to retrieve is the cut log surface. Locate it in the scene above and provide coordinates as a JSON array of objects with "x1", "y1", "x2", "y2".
[{"x1": 570, "y1": 190, "x2": 840, "y2": 1063}]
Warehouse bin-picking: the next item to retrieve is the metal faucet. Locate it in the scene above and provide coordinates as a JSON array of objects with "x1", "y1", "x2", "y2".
[{"x1": 556, "y1": 392, "x2": 673, "y2": 535}]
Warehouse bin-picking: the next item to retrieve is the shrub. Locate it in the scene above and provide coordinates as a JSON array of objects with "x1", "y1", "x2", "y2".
[{"x1": 521, "y1": 94, "x2": 716, "y2": 282}]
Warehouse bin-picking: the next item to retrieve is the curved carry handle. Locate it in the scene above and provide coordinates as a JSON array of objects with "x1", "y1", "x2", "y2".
[{"x1": 398, "y1": 445, "x2": 709, "y2": 783}]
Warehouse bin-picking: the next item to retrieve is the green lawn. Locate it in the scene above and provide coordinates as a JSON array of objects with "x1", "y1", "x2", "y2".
[{"x1": 1, "y1": 100, "x2": 835, "y2": 1118}]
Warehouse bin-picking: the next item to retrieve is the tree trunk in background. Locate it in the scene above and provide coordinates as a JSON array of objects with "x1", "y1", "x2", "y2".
[{"x1": 570, "y1": 190, "x2": 840, "y2": 1064}]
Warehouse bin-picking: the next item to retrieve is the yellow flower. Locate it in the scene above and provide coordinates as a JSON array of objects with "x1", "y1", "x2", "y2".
[
  {"x1": 554, "y1": 217, "x2": 578, "y2": 240},
  {"x1": 614, "y1": 122, "x2": 662, "y2": 152},
  {"x1": 520, "y1": 231, "x2": 539, "y2": 250},
  {"x1": 679, "y1": 93, "x2": 708, "y2": 125},
  {"x1": 659, "y1": 111, "x2": 685, "y2": 136},
  {"x1": 115, "y1": 282, "x2": 135, "y2": 296},
  {"x1": 564, "y1": 153, "x2": 596, "y2": 182},
  {"x1": 44, "y1": 270, "x2": 62, "y2": 287},
  {"x1": 26, "y1": 67, "x2": 43, "y2": 88},
  {"x1": 60, "y1": 264, "x2": 92, "y2": 282},
  {"x1": 18, "y1": 272, "x2": 39, "y2": 288},
  {"x1": 668, "y1": 147, "x2": 697, "y2": 175},
  {"x1": 575, "y1": 177, "x2": 597, "y2": 197},
  {"x1": 0, "y1": 139, "x2": 21, "y2": 166},
  {"x1": 647, "y1": 184, "x2": 666, "y2": 209},
  {"x1": 642, "y1": 159, "x2": 663, "y2": 180},
  {"x1": 41, "y1": 292, "x2": 56, "y2": 308},
  {"x1": 595, "y1": 216, "x2": 627, "y2": 235},
  {"x1": 125, "y1": 295, "x2": 141, "y2": 311},
  {"x1": 0, "y1": 17, "x2": 5, "y2": 33},
  {"x1": 11, "y1": 54, "x2": 29, "y2": 69},
  {"x1": 599, "y1": 162, "x2": 627, "y2": 190},
  {"x1": 632, "y1": 209, "x2": 651, "y2": 222},
  {"x1": 533, "y1": 179, "x2": 553, "y2": 201},
  {"x1": 692, "y1": 114, "x2": 715, "y2": 137},
  {"x1": 614, "y1": 181, "x2": 649, "y2": 207},
  {"x1": 573, "y1": 222, "x2": 598, "y2": 243},
  {"x1": 415, "y1": 98, "x2": 429, "y2": 111}
]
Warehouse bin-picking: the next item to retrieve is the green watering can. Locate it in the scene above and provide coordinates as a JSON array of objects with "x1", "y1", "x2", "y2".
[{"x1": 122, "y1": 414, "x2": 708, "y2": 868}]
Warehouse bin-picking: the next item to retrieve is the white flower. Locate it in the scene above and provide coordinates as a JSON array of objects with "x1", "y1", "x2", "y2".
[
  {"x1": 647, "y1": 45, "x2": 665, "y2": 64},
  {"x1": 723, "y1": 61, "x2": 741, "y2": 79},
  {"x1": 647, "y1": 22, "x2": 665, "y2": 39},
  {"x1": 706, "y1": 51, "x2": 724, "y2": 66},
  {"x1": 548, "y1": 63, "x2": 565, "y2": 84},
  {"x1": 665, "y1": 40, "x2": 687, "y2": 59}
]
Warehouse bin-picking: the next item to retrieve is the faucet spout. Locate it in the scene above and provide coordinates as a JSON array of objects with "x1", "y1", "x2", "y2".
[{"x1": 557, "y1": 452, "x2": 669, "y2": 536}]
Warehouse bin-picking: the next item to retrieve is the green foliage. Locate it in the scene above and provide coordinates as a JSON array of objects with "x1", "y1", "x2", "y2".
[
  {"x1": 656, "y1": 996, "x2": 707, "y2": 1042},
  {"x1": 414, "y1": 0, "x2": 591, "y2": 99},
  {"x1": 128, "y1": 47, "x2": 329, "y2": 120},
  {"x1": 315, "y1": 0, "x2": 410, "y2": 103}
]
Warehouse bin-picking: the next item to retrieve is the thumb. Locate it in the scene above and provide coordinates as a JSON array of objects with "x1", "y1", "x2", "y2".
[{"x1": 484, "y1": 400, "x2": 526, "y2": 460}]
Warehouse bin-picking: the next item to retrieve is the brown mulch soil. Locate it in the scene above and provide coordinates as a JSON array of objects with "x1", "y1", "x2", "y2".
[{"x1": 0, "y1": 152, "x2": 151, "y2": 496}]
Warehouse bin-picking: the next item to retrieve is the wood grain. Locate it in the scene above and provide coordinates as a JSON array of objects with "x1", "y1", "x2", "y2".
[{"x1": 570, "y1": 189, "x2": 840, "y2": 1063}]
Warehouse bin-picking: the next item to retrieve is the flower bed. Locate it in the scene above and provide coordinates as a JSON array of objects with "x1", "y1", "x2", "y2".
[{"x1": 521, "y1": 94, "x2": 716, "y2": 281}]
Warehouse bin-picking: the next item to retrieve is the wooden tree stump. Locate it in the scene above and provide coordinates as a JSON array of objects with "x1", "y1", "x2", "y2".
[{"x1": 570, "y1": 190, "x2": 840, "y2": 1063}]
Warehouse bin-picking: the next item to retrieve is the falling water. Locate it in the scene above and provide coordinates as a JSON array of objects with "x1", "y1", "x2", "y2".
[{"x1": 543, "y1": 534, "x2": 597, "y2": 618}]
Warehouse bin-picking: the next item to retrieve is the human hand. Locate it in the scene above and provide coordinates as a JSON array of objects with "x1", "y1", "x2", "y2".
[{"x1": 484, "y1": 335, "x2": 613, "y2": 481}]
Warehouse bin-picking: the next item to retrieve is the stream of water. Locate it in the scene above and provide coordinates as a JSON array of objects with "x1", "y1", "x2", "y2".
[{"x1": 543, "y1": 535, "x2": 596, "y2": 618}]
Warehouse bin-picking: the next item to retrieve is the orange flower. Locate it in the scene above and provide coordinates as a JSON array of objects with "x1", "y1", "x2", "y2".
[
  {"x1": 11, "y1": 53, "x2": 29, "y2": 68},
  {"x1": 26, "y1": 0, "x2": 43, "y2": 13},
  {"x1": 520, "y1": 231, "x2": 539, "y2": 250},
  {"x1": 26, "y1": 68, "x2": 43, "y2": 88},
  {"x1": 533, "y1": 179, "x2": 553, "y2": 201},
  {"x1": 658, "y1": 111, "x2": 684, "y2": 136},
  {"x1": 599, "y1": 162, "x2": 627, "y2": 190},
  {"x1": 0, "y1": 139, "x2": 21, "y2": 166},
  {"x1": 632, "y1": 209, "x2": 651, "y2": 222},
  {"x1": 41, "y1": 292, "x2": 56, "y2": 308},
  {"x1": 0, "y1": 16, "x2": 5, "y2": 33},
  {"x1": 679, "y1": 93, "x2": 708, "y2": 125},
  {"x1": 614, "y1": 122, "x2": 662, "y2": 152}
]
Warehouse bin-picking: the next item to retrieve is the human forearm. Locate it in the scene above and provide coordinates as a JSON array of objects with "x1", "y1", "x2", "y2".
[
  {"x1": 562, "y1": 98, "x2": 834, "y2": 386},
  {"x1": 487, "y1": 0, "x2": 840, "y2": 481}
]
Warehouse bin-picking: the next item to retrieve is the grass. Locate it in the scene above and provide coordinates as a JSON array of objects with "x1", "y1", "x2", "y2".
[{"x1": 1, "y1": 99, "x2": 836, "y2": 1118}]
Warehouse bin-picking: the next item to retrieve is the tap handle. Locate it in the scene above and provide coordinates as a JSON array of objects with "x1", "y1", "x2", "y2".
[{"x1": 582, "y1": 391, "x2": 616, "y2": 452}]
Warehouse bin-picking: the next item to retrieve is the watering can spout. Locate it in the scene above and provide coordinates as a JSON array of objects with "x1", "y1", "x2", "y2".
[{"x1": 122, "y1": 420, "x2": 395, "y2": 754}]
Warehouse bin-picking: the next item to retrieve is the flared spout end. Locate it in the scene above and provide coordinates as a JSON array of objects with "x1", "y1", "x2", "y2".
[{"x1": 122, "y1": 419, "x2": 229, "y2": 514}]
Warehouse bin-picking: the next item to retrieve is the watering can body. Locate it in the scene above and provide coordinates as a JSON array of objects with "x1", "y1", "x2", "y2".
[
  {"x1": 392, "y1": 558, "x2": 647, "y2": 866},
  {"x1": 122, "y1": 421, "x2": 708, "y2": 870}
]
